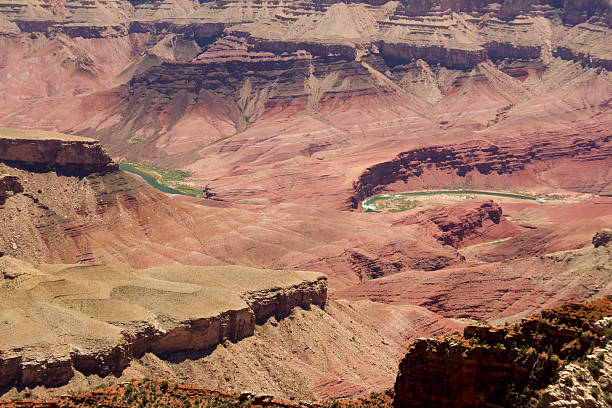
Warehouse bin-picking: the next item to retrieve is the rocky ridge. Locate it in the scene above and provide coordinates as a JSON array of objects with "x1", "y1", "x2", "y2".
[
  {"x1": 393, "y1": 295, "x2": 612, "y2": 408},
  {"x1": 0, "y1": 258, "x2": 326, "y2": 389},
  {"x1": 0, "y1": 128, "x2": 117, "y2": 176},
  {"x1": 351, "y1": 137, "x2": 612, "y2": 208}
]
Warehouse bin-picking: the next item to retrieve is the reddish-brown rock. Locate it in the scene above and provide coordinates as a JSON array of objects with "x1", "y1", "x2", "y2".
[
  {"x1": 393, "y1": 297, "x2": 612, "y2": 408},
  {"x1": 351, "y1": 138, "x2": 612, "y2": 209},
  {"x1": 0, "y1": 128, "x2": 117, "y2": 175}
]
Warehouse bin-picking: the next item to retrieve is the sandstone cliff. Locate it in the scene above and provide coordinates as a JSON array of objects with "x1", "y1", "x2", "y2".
[
  {"x1": 0, "y1": 258, "x2": 326, "y2": 389},
  {"x1": 0, "y1": 128, "x2": 117, "y2": 175},
  {"x1": 394, "y1": 295, "x2": 612, "y2": 408}
]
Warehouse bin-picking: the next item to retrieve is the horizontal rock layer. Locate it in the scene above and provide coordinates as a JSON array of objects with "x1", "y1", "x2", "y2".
[
  {"x1": 0, "y1": 259, "x2": 327, "y2": 389},
  {"x1": 0, "y1": 128, "x2": 117, "y2": 175},
  {"x1": 351, "y1": 136, "x2": 612, "y2": 208}
]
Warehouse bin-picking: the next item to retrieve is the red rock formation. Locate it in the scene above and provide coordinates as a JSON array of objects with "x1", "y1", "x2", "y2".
[
  {"x1": 0, "y1": 129, "x2": 117, "y2": 175},
  {"x1": 394, "y1": 297, "x2": 612, "y2": 408},
  {"x1": 351, "y1": 137, "x2": 612, "y2": 208},
  {"x1": 416, "y1": 201, "x2": 516, "y2": 248}
]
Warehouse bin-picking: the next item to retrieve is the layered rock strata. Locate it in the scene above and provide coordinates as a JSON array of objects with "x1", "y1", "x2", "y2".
[
  {"x1": 0, "y1": 258, "x2": 326, "y2": 388},
  {"x1": 0, "y1": 128, "x2": 117, "y2": 175},
  {"x1": 351, "y1": 137, "x2": 612, "y2": 208},
  {"x1": 0, "y1": 1, "x2": 608, "y2": 208},
  {"x1": 419, "y1": 201, "x2": 506, "y2": 248},
  {"x1": 394, "y1": 296, "x2": 612, "y2": 408}
]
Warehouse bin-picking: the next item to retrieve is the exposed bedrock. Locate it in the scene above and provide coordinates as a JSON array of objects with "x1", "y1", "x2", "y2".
[
  {"x1": 0, "y1": 174, "x2": 22, "y2": 205},
  {"x1": 0, "y1": 260, "x2": 327, "y2": 389},
  {"x1": 554, "y1": 46, "x2": 612, "y2": 71},
  {"x1": 351, "y1": 136, "x2": 612, "y2": 208},
  {"x1": 0, "y1": 128, "x2": 117, "y2": 176},
  {"x1": 420, "y1": 201, "x2": 506, "y2": 248},
  {"x1": 377, "y1": 42, "x2": 488, "y2": 70},
  {"x1": 389, "y1": 0, "x2": 611, "y2": 24},
  {"x1": 393, "y1": 296, "x2": 612, "y2": 408}
]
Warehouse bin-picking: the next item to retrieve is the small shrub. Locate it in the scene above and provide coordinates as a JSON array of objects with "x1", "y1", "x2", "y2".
[
  {"x1": 562, "y1": 376, "x2": 574, "y2": 387},
  {"x1": 586, "y1": 359, "x2": 604, "y2": 379},
  {"x1": 160, "y1": 380, "x2": 169, "y2": 393}
]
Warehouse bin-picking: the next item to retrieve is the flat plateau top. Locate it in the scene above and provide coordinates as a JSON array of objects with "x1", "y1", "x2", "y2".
[
  {"x1": 0, "y1": 127, "x2": 95, "y2": 142},
  {"x1": 0, "y1": 256, "x2": 325, "y2": 350}
]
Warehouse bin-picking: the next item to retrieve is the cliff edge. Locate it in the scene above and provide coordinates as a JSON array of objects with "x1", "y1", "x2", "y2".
[
  {"x1": 0, "y1": 258, "x2": 327, "y2": 389},
  {"x1": 394, "y1": 291, "x2": 612, "y2": 408},
  {"x1": 0, "y1": 128, "x2": 117, "y2": 175}
]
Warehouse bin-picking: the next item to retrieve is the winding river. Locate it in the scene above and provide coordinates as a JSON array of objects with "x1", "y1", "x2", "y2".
[
  {"x1": 119, "y1": 163, "x2": 186, "y2": 196},
  {"x1": 362, "y1": 190, "x2": 543, "y2": 212}
]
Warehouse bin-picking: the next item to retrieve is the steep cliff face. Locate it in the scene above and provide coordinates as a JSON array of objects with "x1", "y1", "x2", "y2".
[
  {"x1": 351, "y1": 136, "x2": 612, "y2": 208},
  {"x1": 0, "y1": 0, "x2": 608, "y2": 211},
  {"x1": 394, "y1": 296, "x2": 612, "y2": 408},
  {"x1": 0, "y1": 128, "x2": 117, "y2": 175},
  {"x1": 0, "y1": 259, "x2": 327, "y2": 389}
]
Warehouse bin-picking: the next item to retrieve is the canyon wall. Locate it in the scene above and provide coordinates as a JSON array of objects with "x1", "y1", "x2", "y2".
[
  {"x1": 0, "y1": 0, "x2": 608, "y2": 210},
  {"x1": 0, "y1": 128, "x2": 117, "y2": 175},
  {"x1": 0, "y1": 260, "x2": 327, "y2": 389},
  {"x1": 351, "y1": 136, "x2": 612, "y2": 208},
  {"x1": 394, "y1": 295, "x2": 612, "y2": 408}
]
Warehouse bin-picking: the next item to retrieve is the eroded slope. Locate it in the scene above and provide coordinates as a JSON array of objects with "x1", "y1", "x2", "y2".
[{"x1": 0, "y1": 257, "x2": 326, "y2": 389}]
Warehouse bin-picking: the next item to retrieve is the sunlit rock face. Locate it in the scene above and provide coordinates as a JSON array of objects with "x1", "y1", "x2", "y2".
[{"x1": 0, "y1": 0, "x2": 609, "y2": 210}]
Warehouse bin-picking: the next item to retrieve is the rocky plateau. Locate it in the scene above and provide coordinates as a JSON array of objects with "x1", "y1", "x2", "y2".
[
  {"x1": 0, "y1": 0, "x2": 609, "y2": 404},
  {"x1": 0, "y1": 256, "x2": 326, "y2": 389}
]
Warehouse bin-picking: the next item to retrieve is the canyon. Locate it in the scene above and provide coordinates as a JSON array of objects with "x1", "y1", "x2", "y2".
[
  {"x1": 0, "y1": 257, "x2": 326, "y2": 390},
  {"x1": 0, "y1": 0, "x2": 609, "y2": 210},
  {"x1": 0, "y1": 0, "x2": 610, "y2": 405}
]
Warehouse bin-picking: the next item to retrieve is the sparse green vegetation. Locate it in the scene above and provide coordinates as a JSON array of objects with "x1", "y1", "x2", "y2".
[
  {"x1": 120, "y1": 162, "x2": 204, "y2": 198},
  {"x1": 363, "y1": 190, "x2": 541, "y2": 213},
  {"x1": 1, "y1": 379, "x2": 394, "y2": 408},
  {"x1": 585, "y1": 358, "x2": 604, "y2": 379}
]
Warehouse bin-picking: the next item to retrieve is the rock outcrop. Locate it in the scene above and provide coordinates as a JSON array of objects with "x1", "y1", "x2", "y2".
[
  {"x1": 351, "y1": 137, "x2": 612, "y2": 208},
  {"x1": 593, "y1": 229, "x2": 612, "y2": 248},
  {"x1": 420, "y1": 201, "x2": 506, "y2": 248},
  {"x1": 0, "y1": 258, "x2": 326, "y2": 389},
  {"x1": 394, "y1": 297, "x2": 612, "y2": 408},
  {"x1": 0, "y1": 174, "x2": 22, "y2": 204},
  {"x1": 540, "y1": 342, "x2": 612, "y2": 408},
  {"x1": 0, "y1": 128, "x2": 117, "y2": 175}
]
